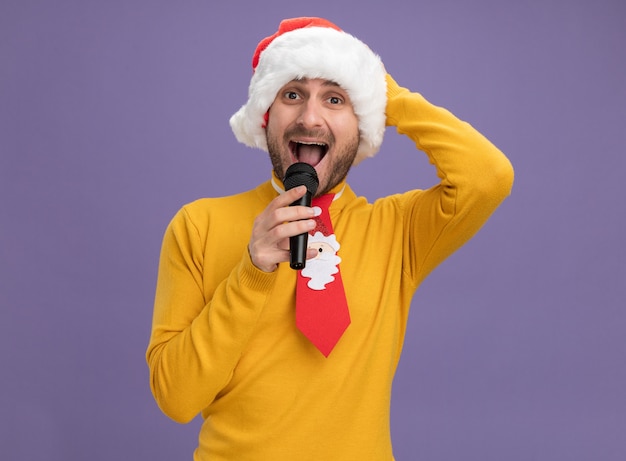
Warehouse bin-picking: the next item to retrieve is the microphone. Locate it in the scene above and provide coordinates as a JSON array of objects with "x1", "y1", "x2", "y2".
[{"x1": 283, "y1": 163, "x2": 319, "y2": 270}]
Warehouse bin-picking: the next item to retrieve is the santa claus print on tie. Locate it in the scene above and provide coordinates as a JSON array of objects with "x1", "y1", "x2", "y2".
[{"x1": 301, "y1": 227, "x2": 342, "y2": 290}]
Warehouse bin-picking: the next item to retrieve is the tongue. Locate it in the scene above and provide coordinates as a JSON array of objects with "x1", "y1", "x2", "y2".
[{"x1": 298, "y1": 144, "x2": 324, "y2": 166}]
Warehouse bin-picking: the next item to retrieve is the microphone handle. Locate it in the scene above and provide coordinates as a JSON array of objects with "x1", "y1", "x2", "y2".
[{"x1": 289, "y1": 192, "x2": 312, "y2": 270}]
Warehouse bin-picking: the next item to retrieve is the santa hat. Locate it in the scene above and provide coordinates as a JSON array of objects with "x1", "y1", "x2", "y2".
[{"x1": 229, "y1": 17, "x2": 387, "y2": 165}]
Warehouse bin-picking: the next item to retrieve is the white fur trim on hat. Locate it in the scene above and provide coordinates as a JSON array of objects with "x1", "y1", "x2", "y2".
[{"x1": 229, "y1": 26, "x2": 387, "y2": 165}]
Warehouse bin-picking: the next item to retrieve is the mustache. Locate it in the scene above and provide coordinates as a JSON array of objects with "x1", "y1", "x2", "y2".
[{"x1": 284, "y1": 127, "x2": 335, "y2": 145}]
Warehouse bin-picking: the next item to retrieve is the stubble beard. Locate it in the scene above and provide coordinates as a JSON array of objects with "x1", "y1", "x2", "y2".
[{"x1": 267, "y1": 128, "x2": 360, "y2": 197}]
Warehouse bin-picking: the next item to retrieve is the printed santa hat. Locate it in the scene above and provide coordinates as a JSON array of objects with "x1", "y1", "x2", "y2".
[{"x1": 229, "y1": 17, "x2": 387, "y2": 165}]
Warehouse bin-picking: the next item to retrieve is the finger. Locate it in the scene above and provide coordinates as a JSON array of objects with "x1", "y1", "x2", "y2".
[
  {"x1": 265, "y1": 188, "x2": 316, "y2": 227},
  {"x1": 271, "y1": 185, "x2": 308, "y2": 209},
  {"x1": 273, "y1": 204, "x2": 316, "y2": 226},
  {"x1": 255, "y1": 186, "x2": 310, "y2": 228},
  {"x1": 270, "y1": 218, "x2": 316, "y2": 242}
]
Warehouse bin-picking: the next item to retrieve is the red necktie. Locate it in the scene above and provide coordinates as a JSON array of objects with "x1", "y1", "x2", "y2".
[{"x1": 295, "y1": 194, "x2": 351, "y2": 357}]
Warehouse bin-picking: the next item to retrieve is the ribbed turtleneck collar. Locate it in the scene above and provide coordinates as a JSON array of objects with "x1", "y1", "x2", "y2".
[{"x1": 270, "y1": 170, "x2": 348, "y2": 202}]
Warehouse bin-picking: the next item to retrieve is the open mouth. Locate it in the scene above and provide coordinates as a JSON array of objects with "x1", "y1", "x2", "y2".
[{"x1": 289, "y1": 141, "x2": 328, "y2": 167}]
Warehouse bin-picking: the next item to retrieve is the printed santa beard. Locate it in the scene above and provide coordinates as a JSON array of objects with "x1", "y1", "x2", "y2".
[{"x1": 301, "y1": 231, "x2": 342, "y2": 290}]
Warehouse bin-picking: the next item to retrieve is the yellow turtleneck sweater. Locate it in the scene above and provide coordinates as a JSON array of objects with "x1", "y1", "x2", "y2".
[{"x1": 146, "y1": 76, "x2": 514, "y2": 460}]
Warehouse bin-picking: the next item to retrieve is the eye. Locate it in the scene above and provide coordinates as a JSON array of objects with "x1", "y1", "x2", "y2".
[
  {"x1": 285, "y1": 91, "x2": 300, "y2": 100},
  {"x1": 318, "y1": 247, "x2": 323, "y2": 253},
  {"x1": 328, "y1": 96, "x2": 342, "y2": 105}
]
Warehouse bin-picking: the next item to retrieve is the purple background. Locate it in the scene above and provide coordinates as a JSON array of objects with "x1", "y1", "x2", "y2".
[{"x1": 2, "y1": 1, "x2": 625, "y2": 459}]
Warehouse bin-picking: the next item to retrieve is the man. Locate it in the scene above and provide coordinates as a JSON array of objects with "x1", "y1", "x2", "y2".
[{"x1": 146, "y1": 17, "x2": 514, "y2": 460}]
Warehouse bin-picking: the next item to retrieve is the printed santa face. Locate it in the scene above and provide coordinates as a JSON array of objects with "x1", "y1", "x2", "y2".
[{"x1": 301, "y1": 231, "x2": 341, "y2": 290}]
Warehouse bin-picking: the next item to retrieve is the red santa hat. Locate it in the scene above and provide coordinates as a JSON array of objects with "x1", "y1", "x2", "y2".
[{"x1": 229, "y1": 17, "x2": 387, "y2": 165}]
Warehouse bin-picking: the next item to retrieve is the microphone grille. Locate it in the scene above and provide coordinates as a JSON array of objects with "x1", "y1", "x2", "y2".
[{"x1": 283, "y1": 163, "x2": 319, "y2": 195}]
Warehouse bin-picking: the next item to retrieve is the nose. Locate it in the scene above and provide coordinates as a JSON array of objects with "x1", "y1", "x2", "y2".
[{"x1": 297, "y1": 99, "x2": 324, "y2": 129}]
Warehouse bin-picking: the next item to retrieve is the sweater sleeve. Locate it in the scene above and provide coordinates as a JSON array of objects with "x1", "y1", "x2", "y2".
[
  {"x1": 385, "y1": 75, "x2": 514, "y2": 284},
  {"x1": 146, "y1": 205, "x2": 276, "y2": 423}
]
